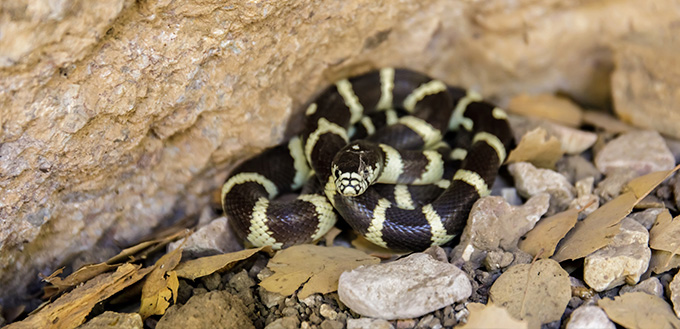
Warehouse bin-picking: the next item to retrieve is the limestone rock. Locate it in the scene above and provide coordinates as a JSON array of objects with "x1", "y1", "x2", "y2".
[
  {"x1": 612, "y1": 29, "x2": 680, "y2": 139},
  {"x1": 594, "y1": 130, "x2": 675, "y2": 176},
  {"x1": 619, "y1": 277, "x2": 663, "y2": 297},
  {"x1": 346, "y1": 318, "x2": 394, "y2": 329},
  {"x1": 452, "y1": 194, "x2": 550, "y2": 264},
  {"x1": 156, "y1": 290, "x2": 254, "y2": 329},
  {"x1": 565, "y1": 306, "x2": 615, "y2": 329},
  {"x1": 338, "y1": 253, "x2": 471, "y2": 320},
  {"x1": 628, "y1": 208, "x2": 665, "y2": 230},
  {"x1": 557, "y1": 155, "x2": 603, "y2": 185},
  {"x1": 3, "y1": 0, "x2": 680, "y2": 307},
  {"x1": 583, "y1": 218, "x2": 651, "y2": 292},
  {"x1": 508, "y1": 162, "x2": 575, "y2": 213},
  {"x1": 167, "y1": 217, "x2": 242, "y2": 258},
  {"x1": 671, "y1": 271, "x2": 680, "y2": 318},
  {"x1": 76, "y1": 311, "x2": 143, "y2": 329}
]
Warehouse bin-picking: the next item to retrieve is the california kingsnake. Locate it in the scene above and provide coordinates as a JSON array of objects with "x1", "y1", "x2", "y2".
[{"x1": 222, "y1": 68, "x2": 512, "y2": 251}]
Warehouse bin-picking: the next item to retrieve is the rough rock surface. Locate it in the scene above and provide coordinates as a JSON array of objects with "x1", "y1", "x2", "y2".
[
  {"x1": 594, "y1": 130, "x2": 675, "y2": 175},
  {"x1": 612, "y1": 29, "x2": 680, "y2": 139},
  {"x1": 451, "y1": 194, "x2": 550, "y2": 264},
  {"x1": 583, "y1": 218, "x2": 651, "y2": 292},
  {"x1": 167, "y1": 216, "x2": 242, "y2": 258},
  {"x1": 156, "y1": 290, "x2": 254, "y2": 329},
  {"x1": 508, "y1": 162, "x2": 575, "y2": 213},
  {"x1": 2, "y1": 0, "x2": 680, "y2": 307},
  {"x1": 619, "y1": 277, "x2": 663, "y2": 297},
  {"x1": 346, "y1": 318, "x2": 394, "y2": 329},
  {"x1": 338, "y1": 253, "x2": 471, "y2": 320},
  {"x1": 565, "y1": 306, "x2": 615, "y2": 329},
  {"x1": 76, "y1": 311, "x2": 143, "y2": 329},
  {"x1": 671, "y1": 271, "x2": 680, "y2": 318}
]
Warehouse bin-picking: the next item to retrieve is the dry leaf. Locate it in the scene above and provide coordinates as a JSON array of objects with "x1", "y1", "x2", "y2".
[
  {"x1": 507, "y1": 93, "x2": 583, "y2": 127},
  {"x1": 519, "y1": 208, "x2": 579, "y2": 258},
  {"x1": 259, "y1": 245, "x2": 379, "y2": 299},
  {"x1": 506, "y1": 128, "x2": 564, "y2": 169},
  {"x1": 6, "y1": 264, "x2": 153, "y2": 329},
  {"x1": 599, "y1": 292, "x2": 680, "y2": 329},
  {"x1": 582, "y1": 110, "x2": 635, "y2": 134},
  {"x1": 351, "y1": 235, "x2": 405, "y2": 259},
  {"x1": 489, "y1": 259, "x2": 571, "y2": 329},
  {"x1": 324, "y1": 227, "x2": 343, "y2": 247},
  {"x1": 42, "y1": 263, "x2": 119, "y2": 298},
  {"x1": 174, "y1": 246, "x2": 273, "y2": 280},
  {"x1": 649, "y1": 250, "x2": 680, "y2": 274},
  {"x1": 552, "y1": 166, "x2": 680, "y2": 262},
  {"x1": 107, "y1": 229, "x2": 190, "y2": 264},
  {"x1": 649, "y1": 209, "x2": 680, "y2": 253},
  {"x1": 459, "y1": 302, "x2": 529, "y2": 329},
  {"x1": 139, "y1": 245, "x2": 183, "y2": 319}
]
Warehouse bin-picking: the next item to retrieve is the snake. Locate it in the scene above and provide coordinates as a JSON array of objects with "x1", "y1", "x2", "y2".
[{"x1": 221, "y1": 68, "x2": 512, "y2": 251}]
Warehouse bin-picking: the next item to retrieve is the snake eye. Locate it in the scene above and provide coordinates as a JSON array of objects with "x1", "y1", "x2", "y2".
[{"x1": 334, "y1": 169, "x2": 340, "y2": 178}]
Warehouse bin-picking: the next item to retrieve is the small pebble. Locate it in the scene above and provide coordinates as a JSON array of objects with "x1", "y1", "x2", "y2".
[
  {"x1": 396, "y1": 318, "x2": 417, "y2": 329},
  {"x1": 202, "y1": 272, "x2": 221, "y2": 291},
  {"x1": 565, "y1": 305, "x2": 615, "y2": 329},
  {"x1": 320, "y1": 319, "x2": 344, "y2": 329},
  {"x1": 265, "y1": 316, "x2": 301, "y2": 329},
  {"x1": 319, "y1": 304, "x2": 339, "y2": 321},
  {"x1": 620, "y1": 277, "x2": 664, "y2": 297},
  {"x1": 670, "y1": 271, "x2": 680, "y2": 317},
  {"x1": 628, "y1": 208, "x2": 665, "y2": 230}
]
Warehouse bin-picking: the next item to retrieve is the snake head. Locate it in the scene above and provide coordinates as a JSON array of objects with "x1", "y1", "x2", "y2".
[{"x1": 331, "y1": 141, "x2": 384, "y2": 197}]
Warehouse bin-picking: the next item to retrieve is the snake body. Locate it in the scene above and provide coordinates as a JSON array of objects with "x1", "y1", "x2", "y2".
[{"x1": 221, "y1": 68, "x2": 512, "y2": 251}]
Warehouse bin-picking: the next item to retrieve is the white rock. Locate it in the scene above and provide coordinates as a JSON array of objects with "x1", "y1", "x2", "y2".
[
  {"x1": 566, "y1": 306, "x2": 615, "y2": 329},
  {"x1": 167, "y1": 217, "x2": 242, "y2": 258},
  {"x1": 346, "y1": 318, "x2": 394, "y2": 329},
  {"x1": 338, "y1": 253, "x2": 471, "y2": 320},
  {"x1": 595, "y1": 130, "x2": 675, "y2": 176},
  {"x1": 569, "y1": 177, "x2": 599, "y2": 216},
  {"x1": 620, "y1": 277, "x2": 663, "y2": 297},
  {"x1": 508, "y1": 162, "x2": 575, "y2": 213},
  {"x1": 670, "y1": 271, "x2": 680, "y2": 317},
  {"x1": 583, "y1": 218, "x2": 651, "y2": 291},
  {"x1": 452, "y1": 194, "x2": 550, "y2": 263}
]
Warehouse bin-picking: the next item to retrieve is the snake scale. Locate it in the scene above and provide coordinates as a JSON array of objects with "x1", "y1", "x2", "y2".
[{"x1": 221, "y1": 68, "x2": 512, "y2": 251}]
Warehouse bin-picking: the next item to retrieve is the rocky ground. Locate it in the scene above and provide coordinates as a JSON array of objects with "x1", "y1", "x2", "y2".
[{"x1": 4, "y1": 104, "x2": 680, "y2": 329}]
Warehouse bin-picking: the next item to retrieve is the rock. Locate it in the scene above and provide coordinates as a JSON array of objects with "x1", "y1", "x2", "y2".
[
  {"x1": 260, "y1": 287, "x2": 285, "y2": 309},
  {"x1": 168, "y1": 217, "x2": 242, "y2": 258},
  {"x1": 509, "y1": 162, "x2": 575, "y2": 213},
  {"x1": 157, "y1": 290, "x2": 254, "y2": 329},
  {"x1": 557, "y1": 155, "x2": 603, "y2": 185},
  {"x1": 346, "y1": 318, "x2": 394, "y2": 329},
  {"x1": 338, "y1": 253, "x2": 471, "y2": 319},
  {"x1": 320, "y1": 319, "x2": 344, "y2": 329},
  {"x1": 583, "y1": 218, "x2": 651, "y2": 291},
  {"x1": 612, "y1": 30, "x2": 680, "y2": 139},
  {"x1": 569, "y1": 177, "x2": 599, "y2": 216},
  {"x1": 415, "y1": 314, "x2": 442, "y2": 329},
  {"x1": 507, "y1": 115, "x2": 597, "y2": 154},
  {"x1": 396, "y1": 319, "x2": 417, "y2": 329},
  {"x1": 76, "y1": 311, "x2": 143, "y2": 329},
  {"x1": 565, "y1": 306, "x2": 615, "y2": 329},
  {"x1": 4, "y1": 0, "x2": 680, "y2": 306},
  {"x1": 229, "y1": 269, "x2": 256, "y2": 292},
  {"x1": 202, "y1": 272, "x2": 222, "y2": 291},
  {"x1": 620, "y1": 277, "x2": 663, "y2": 297},
  {"x1": 265, "y1": 316, "x2": 300, "y2": 329},
  {"x1": 671, "y1": 271, "x2": 680, "y2": 317},
  {"x1": 595, "y1": 168, "x2": 639, "y2": 201},
  {"x1": 594, "y1": 130, "x2": 675, "y2": 176},
  {"x1": 483, "y1": 251, "x2": 515, "y2": 271},
  {"x1": 451, "y1": 194, "x2": 549, "y2": 264},
  {"x1": 628, "y1": 208, "x2": 665, "y2": 230},
  {"x1": 320, "y1": 304, "x2": 339, "y2": 321}
]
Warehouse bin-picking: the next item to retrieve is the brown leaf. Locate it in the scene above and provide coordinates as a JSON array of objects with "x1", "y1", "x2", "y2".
[
  {"x1": 459, "y1": 302, "x2": 529, "y2": 329},
  {"x1": 519, "y1": 208, "x2": 579, "y2": 258},
  {"x1": 507, "y1": 93, "x2": 583, "y2": 127},
  {"x1": 649, "y1": 209, "x2": 680, "y2": 253},
  {"x1": 649, "y1": 250, "x2": 680, "y2": 274},
  {"x1": 174, "y1": 246, "x2": 273, "y2": 280},
  {"x1": 582, "y1": 110, "x2": 635, "y2": 134},
  {"x1": 6, "y1": 264, "x2": 153, "y2": 329},
  {"x1": 324, "y1": 227, "x2": 343, "y2": 247},
  {"x1": 489, "y1": 259, "x2": 571, "y2": 329},
  {"x1": 599, "y1": 292, "x2": 680, "y2": 329},
  {"x1": 506, "y1": 128, "x2": 564, "y2": 169},
  {"x1": 139, "y1": 244, "x2": 183, "y2": 319},
  {"x1": 107, "y1": 229, "x2": 190, "y2": 264},
  {"x1": 551, "y1": 166, "x2": 680, "y2": 262},
  {"x1": 259, "y1": 245, "x2": 379, "y2": 299},
  {"x1": 350, "y1": 235, "x2": 405, "y2": 259},
  {"x1": 43, "y1": 263, "x2": 120, "y2": 298}
]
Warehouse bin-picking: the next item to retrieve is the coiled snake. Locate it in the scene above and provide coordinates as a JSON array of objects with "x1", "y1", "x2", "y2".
[{"x1": 222, "y1": 68, "x2": 512, "y2": 251}]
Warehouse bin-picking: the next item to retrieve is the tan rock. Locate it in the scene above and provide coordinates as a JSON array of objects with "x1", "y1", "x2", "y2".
[
  {"x1": 612, "y1": 29, "x2": 680, "y2": 139},
  {"x1": 2, "y1": 0, "x2": 680, "y2": 305}
]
